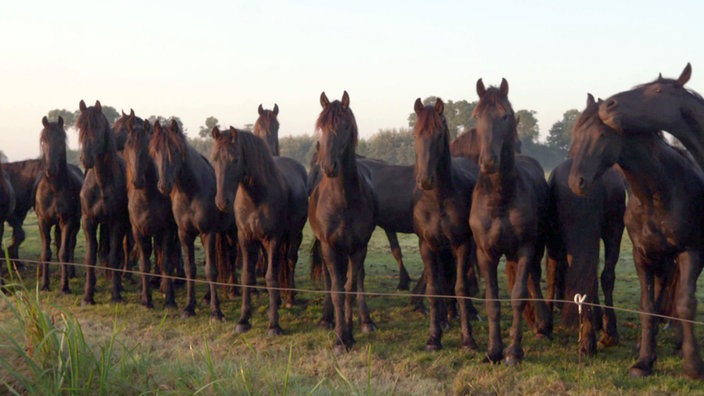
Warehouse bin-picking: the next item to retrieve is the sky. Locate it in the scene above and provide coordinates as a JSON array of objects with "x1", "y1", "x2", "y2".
[{"x1": 1, "y1": 0, "x2": 702, "y2": 162}]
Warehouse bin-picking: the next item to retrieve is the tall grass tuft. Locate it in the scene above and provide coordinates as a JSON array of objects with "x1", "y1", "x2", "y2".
[{"x1": 0, "y1": 262, "x2": 129, "y2": 395}]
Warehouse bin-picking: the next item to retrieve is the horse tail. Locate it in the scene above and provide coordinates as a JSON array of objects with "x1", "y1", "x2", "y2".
[{"x1": 310, "y1": 237, "x2": 324, "y2": 282}]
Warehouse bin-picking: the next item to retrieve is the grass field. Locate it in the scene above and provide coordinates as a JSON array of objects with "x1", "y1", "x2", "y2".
[{"x1": 1, "y1": 214, "x2": 704, "y2": 395}]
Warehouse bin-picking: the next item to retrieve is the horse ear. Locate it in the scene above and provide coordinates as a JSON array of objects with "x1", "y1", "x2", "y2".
[
  {"x1": 320, "y1": 92, "x2": 330, "y2": 108},
  {"x1": 211, "y1": 126, "x2": 221, "y2": 140},
  {"x1": 341, "y1": 91, "x2": 350, "y2": 109},
  {"x1": 586, "y1": 93, "x2": 596, "y2": 107},
  {"x1": 500, "y1": 78, "x2": 509, "y2": 96},
  {"x1": 122, "y1": 110, "x2": 127, "y2": 117},
  {"x1": 258, "y1": 104, "x2": 264, "y2": 116},
  {"x1": 434, "y1": 98, "x2": 444, "y2": 115},
  {"x1": 476, "y1": 79, "x2": 486, "y2": 98},
  {"x1": 95, "y1": 100, "x2": 102, "y2": 113},
  {"x1": 229, "y1": 126, "x2": 239, "y2": 142},
  {"x1": 273, "y1": 104, "x2": 279, "y2": 116},
  {"x1": 414, "y1": 98, "x2": 424, "y2": 115},
  {"x1": 129, "y1": 109, "x2": 135, "y2": 117},
  {"x1": 169, "y1": 119, "x2": 179, "y2": 133},
  {"x1": 42, "y1": 116, "x2": 49, "y2": 127},
  {"x1": 79, "y1": 100, "x2": 87, "y2": 112},
  {"x1": 144, "y1": 120, "x2": 152, "y2": 134},
  {"x1": 676, "y1": 62, "x2": 692, "y2": 87},
  {"x1": 154, "y1": 120, "x2": 162, "y2": 133},
  {"x1": 57, "y1": 116, "x2": 64, "y2": 128}
]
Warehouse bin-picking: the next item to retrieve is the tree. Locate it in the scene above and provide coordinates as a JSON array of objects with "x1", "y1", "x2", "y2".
[
  {"x1": 358, "y1": 128, "x2": 414, "y2": 165},
  {"x1": 280, "y1": 134, "x2": 316, "y2": 168},
  {"x1": 0, "y1": 150, "x2": 7, "y2": 163},
  {"x1": 408, "y1": 97, "x2": 476, "y2": 138},
  {"x1": 516, "y1": 109, "x2": 539, "y2": 145},
  {"x1": 47, "y1": 109, "x2": 78, "y2": 126},
  {"x1": 547, "y1": 109, "x2": 581, "y2": 156},
  {"x1": 198, "y1": 116, "x2": 220, "y2": 138}
]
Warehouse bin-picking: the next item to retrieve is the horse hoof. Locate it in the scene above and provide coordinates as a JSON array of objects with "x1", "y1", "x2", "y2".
[
  {"x1": 40, "y1": 285, "x2": 50, "y2": 292},
  {"x1": 317, "y1": 320, "x2": 334, "y2": 330},
  {"x1": 267, "y1": 326, "x2": 283, "y2": 336},
  {"x1": 361, "y1": 322, "x2": 377, "y2": 334},
  {"x1": 425, "y1": 338, "x2": 442, "y2": 352},
  {"x1": 629, "y1": 365, "x2": 652, "y2": 378},
  {"x1": 235, "y1": 323, "x2": 252, "y2": 334},
  {"x1": 483, "y1": 352, "x2": 503, "y2": 364},
  {"x1": 599, "y1": 333, "x2": 620, "y2": 347},
  {"x1": 81, "y1": 298, "x2": 95, "y2": 307},
  {"x1": 333, "y1": 344, "x2": 348, "y2": 356},
  {"x1": 504, "y1": 356, "x2": 522, "y2": 367},
  {"x1": 210, "y1": 311, "x2": 225, "y2": 322},
  {"x1": 164, "y1": 301, "x2": 178, "y2": 310},
  {"x1": 461, "y1": 339, "x2": 479, "y2": 352},
  {"x1": 141, "y1": 301, "x2": 154, "y2": 309},
  {"x1": 181, "y1": 309, "x2": 196, "y2": 319}
]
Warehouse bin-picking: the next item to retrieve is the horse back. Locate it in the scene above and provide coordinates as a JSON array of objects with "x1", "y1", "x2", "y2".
[
  {"x1": 274, "y1": 156, "x2": 308, "y2": 228},
  {"x1": 2, "y1": 159, "x2": 42, "y2": 221},
  {"x1": 362, "y1": 160, "x2": 415, "y2": 234}
]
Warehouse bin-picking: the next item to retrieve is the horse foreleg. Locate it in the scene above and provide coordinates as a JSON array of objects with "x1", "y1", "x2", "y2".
[
  {"x1": 107, "y1": 222, "x2": 125, "y2": 303},
  {"x1": 134, "y1": 232, "x2": 153, "y2": 308},
  {"x1": 180, "y1": 232, "x2": 197, "y2": 318},
  {"x1": 454, "y1": 243, "x2": 478, "y2": 351},
  {"x1": 235, "y1": 239, "x2": 258, "y2": 333},
  {"x1": 38, "y1": 220, "x2": 52, "y2": 291},
  {"x1": 420, "y1": 242, "x2": 444, "y2": 351},
  {"x1": 7, "y1": 219, "x2": 25, "y2": 270},
  {"x1": 600, "y1": 233, "x2": 621, "y2": 347},
  {"x1": 351, "y1": 247, "x2": 375, "y2": 334},
  {"x1": 505, "y1": 249, "x2": 534, "y2": 365},
  {"x1": 203, "y1": 232, "x2": 223, "y2": 321},
  {"x1": 629, "y1": 253, "x2": 659, "y2": 378},
  {"x1": 58, "y1": 221, "x2": 77, "y2": 294},
  {"x1": 321, "y1": 242, "x2": 350, "y2": 354},
  {"x1": 265, "y1": 240, "x2": 283, "y2": 335},
  {"x1": 478, "y1": 248, "x2": 502, "y2": 363},
  {"x1": 158, "y1": 231, "x2": 177, "y2": 309},
  {"x1": 674, "y1": 251, "x2": 704, "y2": 379},
  {"x1": 81, "y1": 219, "x2": 99, "y2": 306}
]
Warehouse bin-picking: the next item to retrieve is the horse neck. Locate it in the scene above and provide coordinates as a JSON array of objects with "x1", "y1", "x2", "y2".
[
  {"x1": 433, "y1": 144, "x2": 455, "y2": 195},
  {"x1": 240, "y1": 150, "x2": 282, "y2": 202},
  {"x1": 617, "y1": 135, "x2": 673, "y2": 207},
  {"x1": 174, "y1": 144, "x2": 213, "y2": 196},
  {"x1": 42, "y1": 153, "x2": 70, "y2": 188},
  {"x1": 91, "y1": 143, "x2": 121, "y2": 185},
  {"x1": 477, "y1": 143, "x2": 517, "y2": 204},
  {"x1": 678, "y1": 95, "x2": 704, "y2": 166}
]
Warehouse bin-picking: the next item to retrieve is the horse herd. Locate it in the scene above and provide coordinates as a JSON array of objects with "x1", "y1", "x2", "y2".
[{"x1": 0, "y1": 63, "x2": 702, "y2": 380}]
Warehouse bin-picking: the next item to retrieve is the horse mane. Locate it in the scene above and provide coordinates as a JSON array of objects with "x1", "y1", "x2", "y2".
[
  {"x1": 76, "y1": 105, "x2": 113, "y2": 149},
  {"x1": 473, "y1": 87, "x2": 514, "y2": 117},
  {"x1": 414, "y1": 105, "x2": 448, "y2": 138},
  {"x1": 230, "y1": 128, "x2": 283, "y2": 184},
  {"x1": 149, "y1": 121, "x2": 187, "y2": 161},
  {"x1": 636, "y1": 77, "x2": 704, "y2": 105},
  {"x1": 315, "y1": 100, "x2": 358, "y2": 149}
]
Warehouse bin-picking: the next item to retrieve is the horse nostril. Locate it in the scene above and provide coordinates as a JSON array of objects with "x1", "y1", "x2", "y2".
[
  {"x1": 606, "y1": 99, "x2": 617, "y2": 110},
  {"x1": 578, "y1": 177, "x2": 586, "y2": 190}
]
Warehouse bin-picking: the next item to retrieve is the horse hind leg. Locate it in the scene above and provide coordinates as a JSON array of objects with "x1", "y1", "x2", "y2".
[{"x1": 385, "y1": 230, "x2": 410, "y2": 290}]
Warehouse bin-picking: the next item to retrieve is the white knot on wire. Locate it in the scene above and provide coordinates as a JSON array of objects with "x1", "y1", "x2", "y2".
[{"x1": 574, "y1": 293, "x2": 587, "y2": 315}]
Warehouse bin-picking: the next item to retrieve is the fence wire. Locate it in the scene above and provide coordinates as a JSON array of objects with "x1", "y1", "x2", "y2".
[{"x1": 5, "y1": 257, "x2": 704, "y2": 328}]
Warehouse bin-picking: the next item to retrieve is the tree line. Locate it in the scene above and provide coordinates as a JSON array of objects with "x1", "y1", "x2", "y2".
[{"x1": 36, "y1": 97, "x2": 580, "y2": 172}]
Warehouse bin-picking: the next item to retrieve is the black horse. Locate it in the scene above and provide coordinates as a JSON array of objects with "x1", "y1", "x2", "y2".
[
  {"x1": 412, "y1": 97, "x2": 479, "y2": 352},
  {"x1": 212, "y1": 126, "x2": 308, "y2": 334},
  {"x1": 76, "y1": 100, "x2": 131, "y2": 305},
  {"x1": 545, "y1": 155, "x2": 625, "y2": 355},
  {"x1": 308, "y1": 91, "x2": 378, "y2": 353},
  {"x1": 569, "y1": 94, "x2": 704, "y2": 379},
  {"x1": 469, "y1": 79, "x2": 552, "y2": 365},
  {"x1": 35, "y1": 116, "x2": 83, "y2": 293}
]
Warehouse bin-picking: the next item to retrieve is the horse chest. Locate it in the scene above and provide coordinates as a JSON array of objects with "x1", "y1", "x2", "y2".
[{"x1": 414, "y1": 195, "x2": 469, "y2": 247}]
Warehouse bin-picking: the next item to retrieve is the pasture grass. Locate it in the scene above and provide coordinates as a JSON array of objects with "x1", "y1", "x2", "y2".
[{"x1": 1, "y1": 215, "x2": 704, "y2": 394}]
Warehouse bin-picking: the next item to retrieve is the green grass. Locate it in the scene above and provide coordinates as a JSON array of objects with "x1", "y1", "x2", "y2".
[{"x1": 1, "y1": 214, "x2": 704, "y2": 395}]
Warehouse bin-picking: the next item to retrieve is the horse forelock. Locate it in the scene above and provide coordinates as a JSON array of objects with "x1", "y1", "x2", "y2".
[
  {"x1": 149, "y1": 123, "x2": 186, "y2": 162},
  {"x1": 316, "y1": 100, "x2": 358, "y2": 149},
  {"x1": 414, "y1": 105, "x2": 447, "y2": 138},
  {"x1": 77, "y1": 106, "x2": 110, "y2": 142},
  {"x1": 473, "y1": 87, "x2": 514, "y2": 118},
  {"x1": 254, "y1": 110, "x2": 279, "y2": 134},
  {"x1": 40, "y1": 120, "x2": 67, "y2": 146}
]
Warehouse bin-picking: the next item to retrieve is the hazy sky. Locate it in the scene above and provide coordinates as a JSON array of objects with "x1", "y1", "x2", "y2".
[{"x1": 1, "y1": 1, "x2": 702, "y2": 162}]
